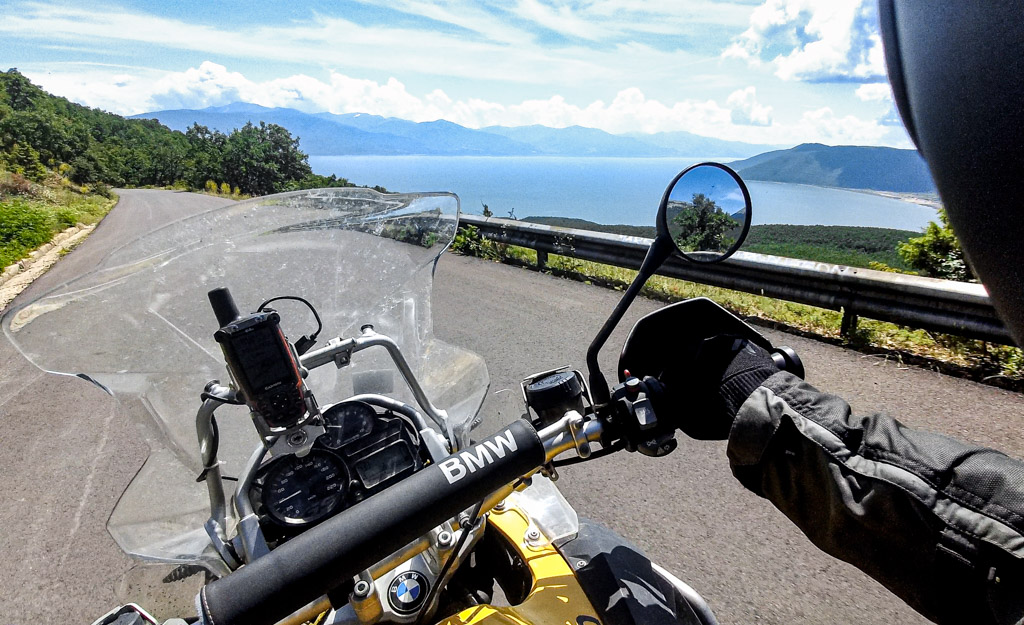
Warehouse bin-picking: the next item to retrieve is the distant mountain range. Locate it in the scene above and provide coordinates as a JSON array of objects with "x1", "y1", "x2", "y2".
[
  {"x1": 131, "y1": 102, "x2": 777, "y2": 158},
  {"x1": 132, "y1": 104, "x2": 935, "y2": 194},
  {"x1": 730, "y1": 143, "x2": 937, "y2": 194}
]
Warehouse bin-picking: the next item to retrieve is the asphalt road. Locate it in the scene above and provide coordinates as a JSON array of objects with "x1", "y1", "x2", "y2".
[{"x1": 2, "y1": 190, "x2": 1023, "y2": 624}]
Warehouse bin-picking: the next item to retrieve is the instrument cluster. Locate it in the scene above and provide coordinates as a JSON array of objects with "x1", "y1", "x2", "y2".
[{"x1": 251, "y1": 400, "x2": 424, "y2": 544}]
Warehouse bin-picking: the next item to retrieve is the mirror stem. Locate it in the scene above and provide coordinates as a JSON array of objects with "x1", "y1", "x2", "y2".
[{"x1": 586, "y1": 235, "x2": 675, "y2": 406}]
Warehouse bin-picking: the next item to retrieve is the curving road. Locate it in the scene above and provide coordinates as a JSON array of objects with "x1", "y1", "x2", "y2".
[{"x1": 2, "y1": 190, "x2": 1023, "y2": 623}]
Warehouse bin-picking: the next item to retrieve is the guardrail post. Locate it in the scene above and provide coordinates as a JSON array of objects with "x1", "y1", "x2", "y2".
[
  {"x1": 841, "y1": 309, "x2": 859, "y2": 339},
  {"x1": 536, "y1": 250, "x2": 548, "y2": 270}
]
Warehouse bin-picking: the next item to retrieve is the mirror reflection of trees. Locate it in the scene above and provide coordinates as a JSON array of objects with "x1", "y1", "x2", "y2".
[{"x1": 668, "y1": 193, "x2": 742, "y2": 254}]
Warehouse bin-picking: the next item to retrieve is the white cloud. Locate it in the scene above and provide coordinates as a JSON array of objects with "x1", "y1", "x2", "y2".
[
  {"x1": 726, "y1": 86, "x2": 773, "y2": 126},
  {"x1": 23, "y1": 62, "x2": 734, "y2": 133},
  {"x1": 22, "y1": 62, "x2": 912, "y2": 146},
  {"x1": 855, "y1": 83, "x2": 891, "y2": 101},
  {"x1": 2, "y1": 0, "x2": 917, "y2": 147},
  {"x1": 853, "y1": 83, "x2": 905, "y2": 128},
  {"x1": 14, "y1": 65, "x2": 168, "y2": 115},
  {"x1": 369, "y1": 0, "x2": 753, "y2": 42},
  {"x1": 799, "y1": 106, "x2": 887, "y2": 144},
  {"x1": 724, "y1": 0, "x2": 886, "y2": 82},
  {"x1": 510, "y1": 0, "x2": 610, "y2": 41},
  {"x1": 494, "y1": 88, "x2": 735, "y2": 135},
  {"x1": 148, "y1": 63, "x2": 252, "y2": 110},
  {"x1": 0, "y1": 1, "x2": 713, "y2": 97}
]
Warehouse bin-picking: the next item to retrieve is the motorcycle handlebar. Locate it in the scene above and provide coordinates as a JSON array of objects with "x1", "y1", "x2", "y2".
[{"x1": 198, "y1": 419, "x2": 546, "y2": 625}]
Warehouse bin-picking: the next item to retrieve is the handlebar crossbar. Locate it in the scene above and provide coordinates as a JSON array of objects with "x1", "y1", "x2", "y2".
[{"x1": 199, "y1": 419, "x2": 546, "y2": 625}]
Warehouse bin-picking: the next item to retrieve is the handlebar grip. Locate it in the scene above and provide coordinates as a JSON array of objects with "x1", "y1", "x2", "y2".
[
  {"x1": 770, "y1": 346, "x2": 804, "y2": 379},
  {"x1": 199, "y1": 419, "x2": 545, "y2": 625},
  {"x1": 208, "y1": 287, "x2": 241, "y2": 327}
]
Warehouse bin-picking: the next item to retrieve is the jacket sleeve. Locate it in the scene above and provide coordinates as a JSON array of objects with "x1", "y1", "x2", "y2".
[{"x1": 726, "y1": 371, "x2": 1024, "y2": 625}]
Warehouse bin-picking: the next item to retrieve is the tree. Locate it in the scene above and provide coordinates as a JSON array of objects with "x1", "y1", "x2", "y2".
[
  {"x1": 222, "y1": 122, "x2": 276, "y2": 196},
  {"x1": 2, "y1": 69, "x2": 37, "y2": 111},
  {"x1": 0, "y1": 109, "x2": 91, "y2": 166},
  {"x1": 5, "y1": 143, "x2": 47, "y2": 181},
  {"x1": 184, "y1": 124, "x2": 227, "y2": 189},
  {"x1": 0, "y1": 72, "x2": 321, "y2": 194},
  {"x1": 283, "y1": 172, "x2": 355, "y2": 191},
  {"x1": 68, "y1": 154, "x2": 101, "y2": 184},
  {"x1": 898, "y1": 208, "x2": 973, "y2": 281},
  {"x1": 669, "y1": 193, "x2": 739, "y2": 253},
  {"x1": 222, "y1": 122, "x2": 311, "y2": 196},
  {"x1": 264, "y1": 122, "x2": 311, "y2": 183},
  {"x1": 142, "y1": 142, "x2": 186, "y2": 187}
]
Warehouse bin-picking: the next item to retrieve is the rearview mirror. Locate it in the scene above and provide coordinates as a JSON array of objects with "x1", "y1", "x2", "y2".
[
  {"x1": 586, "y1": 161, "x2": 752, "y2": 405},
  {"x1": 657, "y1": 163, "x2": 752, "y2": 263}
]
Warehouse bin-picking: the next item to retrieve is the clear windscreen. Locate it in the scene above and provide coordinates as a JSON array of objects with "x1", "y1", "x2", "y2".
[{"x1": 2, "y1": 188, "x2": 488, "y2": 570}]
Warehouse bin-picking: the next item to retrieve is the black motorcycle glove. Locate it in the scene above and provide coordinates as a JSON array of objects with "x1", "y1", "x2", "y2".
[{"x1": 676, "y1": 335, "x2": 779, "y2": 440}]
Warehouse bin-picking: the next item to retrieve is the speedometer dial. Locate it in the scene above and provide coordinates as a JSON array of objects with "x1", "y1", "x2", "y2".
[
  {"x1": 262, "y1": 450, "x2": 347, "y2": 526},
  {"x1": 319, "y1": 401, "x2": 375, "y2": 450}
]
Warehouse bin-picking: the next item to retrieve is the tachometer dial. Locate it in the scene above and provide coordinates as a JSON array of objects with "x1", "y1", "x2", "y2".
[
  {"x1": 319, "y1": 401, "x2": 375, "y2": 450},
  {"x1": 262, "y1": 450, "x2": 347, "y2": 526}
]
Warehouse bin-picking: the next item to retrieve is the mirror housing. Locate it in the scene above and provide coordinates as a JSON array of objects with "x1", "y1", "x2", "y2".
[
  {"x1": 586, "y1": 162, "x2": 754, "y2": 406},
  {"x1": 657, "y1": 162, "x2": 752, "y2": 263}
]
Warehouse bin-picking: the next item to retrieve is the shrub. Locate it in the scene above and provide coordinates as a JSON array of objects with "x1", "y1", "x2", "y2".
[
  {"x1": 0, "y1": 199, "x2": 52, "y2": 266},
  {"x1": 867, "y1": 261, "x2": 903, "y2": 273},
  {"x1": 205, "y1": 180, "x2": 217, "y2": 193},
  {"x1": 220, "y1": 182, "x2": 231, "y2": 195},
  {"x1": 898, "y1": 209, "x2": 973, "y2": 281},
  {"x1": 0, "y1": 170, "x2": 33, "y2": 196},
  {"x1": 451, "y1": 225, "x2": 503, "y2": 260},
  {"x1": 451, "y1": 225, "x2": 482, "y2": 256},
  {"x1": 53, "y1": 206, "x2": 83, "y2": 228},
  {"x1": 68, "y1": 154, "x2": 101, "y2": 184},
  {"x1": 6, "y1": 143, "x2": 47, "y2": 181}
]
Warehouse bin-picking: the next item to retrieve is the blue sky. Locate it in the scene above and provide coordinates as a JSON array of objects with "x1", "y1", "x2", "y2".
[{"x1": 0, "y1": 0, "x2": 912, "y2": 147}]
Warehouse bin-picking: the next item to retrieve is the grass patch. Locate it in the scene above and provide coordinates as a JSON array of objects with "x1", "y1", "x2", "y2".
[
  {"x1": 744, "y1": 224, "x2": 917, "y2": 271},
  {"x1": 0, "y1": 169, "x2": 115, "y2": 269},
  {"x1": 742, "y1": 242, "x2": 901, "y2": 270},
  {"x1": 522, "y1": 217, "x2": 919, "y2": 273},
  {"x1": 452, "y1": 229, "x2": 1024, "y2": 387}
]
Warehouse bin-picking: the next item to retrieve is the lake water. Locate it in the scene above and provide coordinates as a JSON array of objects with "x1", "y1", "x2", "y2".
[{"x1": 310, "y1": 155, "x2": 938, "y2": 232}]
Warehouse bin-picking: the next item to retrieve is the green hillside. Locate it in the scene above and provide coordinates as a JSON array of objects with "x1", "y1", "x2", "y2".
[
  {"x1": 744, "y1": 224, "x2": 917, "y2": 270},
  {"x1": 0, "y1": 69, "x2": 361, "y2": 271},
  {"x1": 522, "y1": 216, "x2": 657, "y2": 238},
  {"x1": 1, "y1": 69, "x2": 203, "y2": 189},
  {"x1": 0, "y1": 69, "x2": 354, "y2": 195},
  {"x1": 522, "y1": 216, "x2": 916, "y2": 271},
  {"x1": 731, "y1": 143, "x2": 936, "y2": 193}
]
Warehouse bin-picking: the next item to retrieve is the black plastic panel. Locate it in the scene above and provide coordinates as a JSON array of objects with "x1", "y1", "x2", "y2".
[{"x1": 556, "y1": 519, "x2": 712, "y2": 625}]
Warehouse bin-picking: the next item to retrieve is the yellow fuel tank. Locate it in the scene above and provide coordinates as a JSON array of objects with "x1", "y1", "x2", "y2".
[{"x1": 437, "y1": 503, "x2": 601, "y2": 625}]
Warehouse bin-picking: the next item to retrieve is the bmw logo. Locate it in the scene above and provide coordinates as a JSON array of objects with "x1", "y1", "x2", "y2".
[{"x1": 388, "y1": 570, "x2": 430, "y2": 614}]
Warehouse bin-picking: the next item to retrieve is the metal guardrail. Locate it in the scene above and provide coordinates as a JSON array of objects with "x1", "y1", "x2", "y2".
[{"x1": 459, "y1": 215, "x2": 1015, "y2": 346}]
